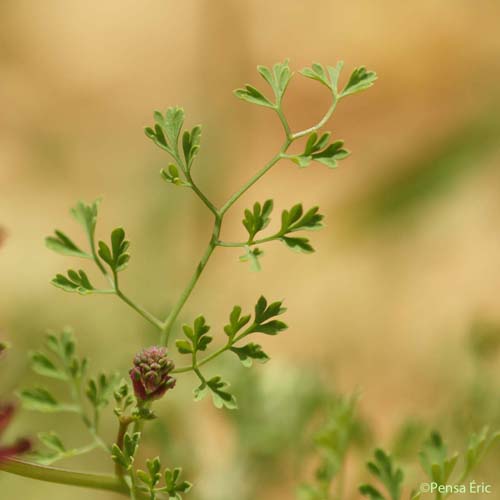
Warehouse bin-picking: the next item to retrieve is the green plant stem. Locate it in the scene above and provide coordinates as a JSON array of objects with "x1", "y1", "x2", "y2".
[
  {"x1": 172, "y1": 325, "x2": 254, "y2": 374},
  {"x1": 217, "y1": 234, "x2": 281, "y2": 248},
  {"x1": 276, "y1": 106, "x2": 292, "y2": 140},
  {"x1": 92, "y1": 244, "x2": 163, "y2": 332},
  {"x1": 159, "y1": 97, "x2": 339, "y2": 347},
  {"x1": 173, "y1": 344, "x2": 229, "y2": 374},
  {"x1": 185, "y1": 171, "x2": 219, "y2": 216},
  {"x1": 219, "y1": 145, "x2": 290, "y2": 216},
  {"x1": 115, "y1": 288, "x2": 164, "y2": 331},
  {"x1": 115, "y1": 416, "x2": 134, "y2": 477},
  {"x1": 0, "y1": 458, "x2": 128, "y2": 495},
  {"x1": 161, "y1": 152, "x2": 287, "y2": 346},
  {"x1": 160, "y1": 213, "x2": 222, "y2": 346},
  {"x1": 291, "y1": 95, "x2": 339, "y2": 140}
]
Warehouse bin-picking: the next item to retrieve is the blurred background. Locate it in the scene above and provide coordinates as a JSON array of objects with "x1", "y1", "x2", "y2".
[{"x1": 1, "y1": 1, "x2": 500, "y2": 498}]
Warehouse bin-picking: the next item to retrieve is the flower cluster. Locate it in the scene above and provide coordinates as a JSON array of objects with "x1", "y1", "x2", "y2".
[{"x1": 129, "y1": 346, "x2": 176, "y2": 402}]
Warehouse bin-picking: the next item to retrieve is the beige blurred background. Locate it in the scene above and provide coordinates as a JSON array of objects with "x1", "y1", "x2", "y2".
[{"x1": 1, "y1": 1, "x2": 500, "y2": 499}]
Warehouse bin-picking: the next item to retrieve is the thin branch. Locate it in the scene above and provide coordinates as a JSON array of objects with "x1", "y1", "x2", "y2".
[{"x1": 0, "y1": 458, "x2": 128, "y2": 495}]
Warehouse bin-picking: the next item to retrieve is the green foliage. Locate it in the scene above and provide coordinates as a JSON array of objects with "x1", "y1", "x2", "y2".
[
  {"x1": 279, "y1": 204, "x2": 323, "y2": 253},
  {"x1": 258, "y1": 60, "x2": 293, "y2": 102},
  {"x1": 45, "y1": 230, "x2": 91, "y2": 259},
  {"x1": 341, "y1": 66, "x2": 377, "y2": 97},
  {"x1": 146, "y1": 107, "x2": 185, "y2": 156},
  {"x1": 349, "y1": 110, "x2": 500, "y2": 230},
  {"x1": 137, "y1": 457, "x2": 192, "y2": 500},
  {"x1": 243, "y1": 200, "x2": 274, "y2": 242},
  {"x1": 182, "y1": 125, "x2": 202, "y2": 170},
  {"x1": 419, "y1": 432, "x2": 458, "y2": 487},
  {"x1": 300, "y1": 61, "x2": 344, "y2": 95},
  {"x1": 194, "y1": 375, "x2": 237, "y2": 411},
  {"x1": 234, "y1": 85, "x2": 274, "y2": 108},
  {"x1": 113, "y1": 380, "x2": 136, "y2": 417},
  {"x1": 230, "y1": 343, "x2": 269, "y2": 367},
  {"x1": 418, "y1": 428, "x2": 500, "y2": 493},
  {"x1": 161, "y1": 164, "x2": 190, "y2": 187},
  {"x1": 47, "y1": 201, "x2": 131, "y2": 294},
  {"x1": 175, "y1": 296, "x2": 286, "y2": 411},
  {"x1": 34, "y1": 58, "x2": 377, "y2": 499},
  {"x1": 112, "y1": 432, "x2": 141, "y2": 471},
  {"x1": 359, "y1": 449, "x2": 403, "y2": 500},
  {"x1": 235, "y1": 60, "x2": 292, "y2": 108},
  {"x1": 145, "y1": 107, "x2": 202, "y2": 173},
  {"x1": 237, "y1": 202, "x2": 324, "y2": 269},
  {"x1": 71, "y1": 199, "x2": 100, "y2": 245},
  {"x1": 45, "y1": 200, "x2": 100, "y2": 259},
  {"x1": 299, "y1": 394, "x2": 368, "y2": 500},
  {"x1": 51, "y1": 269, "x2": 95, "y2": 295},
  {"x1": 19, "y1": 388, "x2": 75, "y2": 413},
  {"x1": 177, "y1": 316, "x2": 213, "y2": 355},
  {"x1": 162, "y1": 467, "x2": 192, "y2": 499},
  {"x1": 86, "y1": 373, "x2": 119, "y2": 410},
  {"x1": 19, "y1": 329, "x2": 119, "y2": 464},
  {"x1": 357, "y1": 428, "x2": 500, "y2": 500},
  {"x1": 224, "y1": 305, "x2": 252, "y2": 339},
  {"x1": 289, "y1": 134, "x2": 350, "y2": 169},
  {"x1": 238, "y1": 246, "x2": 264, "y2": 272},
  {"x1": 468, "y1": 317, "x2": 500, "y2": 362},
  {"x1": 98, "y1": 227, "x2": 131, "y2": 274},
  {"x1": 250, "y1": 295, "x2": 287, "y2": 335}
]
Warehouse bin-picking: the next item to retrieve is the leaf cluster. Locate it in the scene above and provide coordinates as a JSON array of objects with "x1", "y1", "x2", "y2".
[
  {"x1": 298, "y1": 394, "x2": 366, "y2": 500},
  {"x1": 359, "y1": 449, "x2": 403, "y2": 500},
  {"x1": 300, "y1": 61, "x2": 376, "y2": 98},
  {"x1": 47, "y1": 200, "x2": 131, "y2": 294},
  {"x1": 19, "y1": 329, "x2": 119, "y2": 464},
  {"x1": 237, "y1": 201, "x2": 324, "y2": 269},
  {"x1": 137, "y1": 457, "x2": 192, "y2": 500},
  {"x1": 234, "y1": 60, "x2": 292, "y2": 108},
  {"x1": 176, "y1": 296, "x2": 287, "y2": 410},
  {"x1": 145, "y1": 107, "x2": 202, "y2": 181},
  {"x1": 289, "y1": 132, "x2": 349, "y2": 169}
]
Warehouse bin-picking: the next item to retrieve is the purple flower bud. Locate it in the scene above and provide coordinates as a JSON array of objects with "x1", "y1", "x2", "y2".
[{"x1": 129, "y1": 346, "x2": 176, "y2": 402}]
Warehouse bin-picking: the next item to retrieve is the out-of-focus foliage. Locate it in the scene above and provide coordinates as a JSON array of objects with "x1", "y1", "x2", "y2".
[
  {"x1": 298, "y1": 393, "x2": 370, "y2": 500},
  {"x1": 350, "y1": 109, "x2": 500, "y2": 229}
]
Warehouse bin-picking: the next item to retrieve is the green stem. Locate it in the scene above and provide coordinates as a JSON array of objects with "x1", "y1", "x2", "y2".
[
  {"x1": 217, "y1": 234, "x2": 281, "y2": 248},
  {"x1": 219, "y1": 143, "x2": 290, "y2": 216},
  {"x1": 291, "y1": 94, "x2": 339, "y2": 140},
  {"x1": 160, "y1": 214, "x2": 222, "y2": 346},
  {"x1": 173, "y1": 344, "x2": 230, "y2": 374},
  {"x1": 276, "y1": 105, "x2": 292, "y2": 140},
  {"x1": 185, "y1": 171, "x2": 219, "y2": 216},
  {"x1": 115, "y1": 417, "x2": 133, "y2": 477},
  {"x1": 172, "y1": 325, "x2": 254, "y2": 374},
  {"x1": 160, "y1": 94, "x2": 339, "y2": 347},
  {"x1": 0, "y1": 458, "x2": 128, "y2": 495},
  {"x1": 115, "y1": 289, "x2": 164, "y2": 331}
]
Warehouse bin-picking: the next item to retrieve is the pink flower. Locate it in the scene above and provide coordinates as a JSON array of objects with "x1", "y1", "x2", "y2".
[{"x1": 129, "y1": 346, "x2": 176, "y2": 402}]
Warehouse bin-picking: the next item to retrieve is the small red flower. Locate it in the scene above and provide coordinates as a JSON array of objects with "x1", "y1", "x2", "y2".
[{"x1": 129, "y1": 346, "x2": 176, "y2": 402}]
